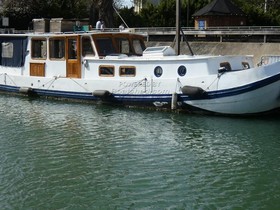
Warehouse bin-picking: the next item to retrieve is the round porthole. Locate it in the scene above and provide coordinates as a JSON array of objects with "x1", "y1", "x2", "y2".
[
  {"x1": 178, "y1": 65, "x2": 187, "y2": 76},
  {"x1": 154, "y1": 66, "x2": 163, "y2": 77}
]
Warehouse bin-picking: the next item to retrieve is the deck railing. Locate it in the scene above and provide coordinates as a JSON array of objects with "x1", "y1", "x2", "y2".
[{"x1": 2, "y1": 26, "x2": 280, "y2": 42}]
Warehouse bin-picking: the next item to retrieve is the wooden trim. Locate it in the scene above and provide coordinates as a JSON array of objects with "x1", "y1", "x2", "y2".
[
  {"x1": 66, "y1": 36, "x2": 81, "y2": 78},
  {"x1": 99, "y1": 65, "x2": 115, "y2": 77},
  {"x1": 119, "y1": 66, "x2": 136, "y2": 77},
  {"x1": 49, "y1": 37, "x2": 66, "y2": 60},
  {"x1": 31, "y1": 37, "x2": 47, "y2": 60},
  {"x1": 30, "y1": 62, "x2": 45, "y2": 77}
]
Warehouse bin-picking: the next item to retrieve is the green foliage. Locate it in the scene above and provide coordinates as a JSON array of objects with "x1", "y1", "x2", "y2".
[
  {"x1": 1, "y1": 0, "x2": 280, "y2": 29},
  {"x1": 114, "y1": 7, "x2": 143, "y2": 27},
  {"x1": 138, "y1": 0, "x2": 212, "y2": 27},
  {"x1": 140, "y1": 3, "x2": 160, "y2": 27},
  {"x1": 232, "y1": 0, "x2": 280, "y2": 25}
]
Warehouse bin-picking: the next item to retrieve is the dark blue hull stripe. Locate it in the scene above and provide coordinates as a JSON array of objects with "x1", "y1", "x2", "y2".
[
  {"x1": 0, "y1": 72, "x2": 279, "y2": 102},
  {"x1": 179, "y1": 72, "x2": 280, "y2": 100}
]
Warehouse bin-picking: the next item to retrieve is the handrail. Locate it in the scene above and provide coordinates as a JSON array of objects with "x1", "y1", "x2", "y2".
[
  {"x1": 2, "y1": 26, "x2": 280, "y2": 35},
  {"x1": 134, "y1": 26, "x2": 280, "y2": 33}
]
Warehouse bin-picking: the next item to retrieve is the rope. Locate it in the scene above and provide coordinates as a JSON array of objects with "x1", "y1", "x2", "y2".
[
  {"x1": 176, "y1": 78, "x2": 184, "y2": 93},
  {"x1": 37, "y1": 77, "x2": 57, "y2": 89},
  {"x1": 69, "y1": 78, "x2": 91, "y2": 92},
  {"x1": 38, "y1": 76, "x2": 91, "y2": 92},
  {"x1": 206, "y1": 72, "x2": 225, "y2": 90},
  {"x1": 4, "y1": 74, "x2": 17, "y2": 86}
]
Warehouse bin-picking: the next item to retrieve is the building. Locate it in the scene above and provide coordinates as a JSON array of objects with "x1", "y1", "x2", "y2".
[
  {"x1": 134, "y1": 0, "x2": 161, "y2": 13},
  {"x1": 193, "y1": 0, "x2": 246, "y2": 29}
]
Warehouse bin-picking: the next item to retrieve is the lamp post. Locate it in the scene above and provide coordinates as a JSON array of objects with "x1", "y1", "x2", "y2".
[{"x1": 175, "y1": 0, "x2": 181, "y2": 55}]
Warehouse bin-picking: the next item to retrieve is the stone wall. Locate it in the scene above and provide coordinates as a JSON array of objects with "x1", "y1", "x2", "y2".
[{"x1": 147, "y1": 42, "x2": 280, "y2": 65}]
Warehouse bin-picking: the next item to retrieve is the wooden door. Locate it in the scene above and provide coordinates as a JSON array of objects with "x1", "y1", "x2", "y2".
[{"x1": 66, "y1": 36, "x2": 81, "y2": 78}]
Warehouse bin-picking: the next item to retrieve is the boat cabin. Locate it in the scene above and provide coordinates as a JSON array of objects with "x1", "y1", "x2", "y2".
[{"x1": 0, "y1": 32, "x2": 146, "y2": 79}]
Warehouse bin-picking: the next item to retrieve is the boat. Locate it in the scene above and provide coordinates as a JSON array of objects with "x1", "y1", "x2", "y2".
[{"x1": 0, "y1": 30, "x2": 280, "y2": 115}]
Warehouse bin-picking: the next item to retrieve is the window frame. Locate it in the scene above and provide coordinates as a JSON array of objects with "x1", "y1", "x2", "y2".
[
  {"x1": 119, "y1": 66, "x2": 136, "y2": 77},
  {"x1": 1, "y1": 42, "x2": 14, "y2": 58},
  {"x1": 81, "y1": 36, "x2": 95, "y2": 57},
  {"x1": 99, "y1": 65, "x2": 115, "y2": 77},
  {"x1": 154, "y1": 66, "x2": 163, "y2": 77},
  {"x1": 49, "y1": 37, "x2": 65, "y2": 60},
  {"x1": 31, "y1": 38, "x2": 47, "y2": 60}
]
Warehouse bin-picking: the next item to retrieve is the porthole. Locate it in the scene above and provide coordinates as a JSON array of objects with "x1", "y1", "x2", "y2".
[
  {"x1": 154, "y1": 66, "x2": 163, "y2": 77},
  {"x1": 178, "y1": 65, "x2": 187, "y2": 76}
]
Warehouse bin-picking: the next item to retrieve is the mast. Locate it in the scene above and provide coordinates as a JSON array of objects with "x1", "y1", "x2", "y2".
[{"x1": 175, "y1": 0, "x2": 181, "y2": 55}]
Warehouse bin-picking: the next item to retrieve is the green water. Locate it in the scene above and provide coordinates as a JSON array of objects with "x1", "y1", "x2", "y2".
[{"x1": 0, "y1": 95, "x2": 279, "y2": 209}]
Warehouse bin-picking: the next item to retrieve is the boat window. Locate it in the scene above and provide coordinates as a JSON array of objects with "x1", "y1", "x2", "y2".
[
  {"x1": 242, "y1": 62, "x2": 250, "y2": 69},
  {"x1": 154, "y1": 66, "x2": 163, "y2": 77},
  {"x1": 178, "y1": 65, "x2": 187, "y2": 76},
  {"x1": 68, "y1": 38, "x2": 77, "y2": 59},
  {"x1": 2, "y1": 42, "x2": 13, "y2": 58},
  {"x1": 95, "y1": 38, "x2": 116, "y2": 57},
  {"x1": 82, "y1": 36, "x2": 94, "y2": 56},
  {"x1": 31, "y1": 38, "x2": 47, "y2": 59},
  {"x1": 0, "y1": 36, "x2": 28, "y2": 67},
  {"x1": 99, "y1": 65, "x2": 114, "y2": 77},
  {"x1": 119, "y1": 66, "x2": 136, "y2": 77},
  {"x1": 220, "y1": 62, "x2": 232, "y2": 71},
  {"x1": 133, "y1": 39, "x2": 145, "y2": 55},
  {"x1": 115, "y1": 38, "x2": 131, "y2": 55},
  {"x1": 49, "y1": 38, "x2": 65, "y2": 59}
]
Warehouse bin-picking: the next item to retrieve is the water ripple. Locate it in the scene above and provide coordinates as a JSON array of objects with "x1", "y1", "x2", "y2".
[{"x1": 0, "y1": 96, "x2": 279, "y2": 209}]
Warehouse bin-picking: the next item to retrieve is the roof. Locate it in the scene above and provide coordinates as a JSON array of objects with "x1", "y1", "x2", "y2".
[{"x1": 193, "y1": 0, "x2": 245, "y2": 16}]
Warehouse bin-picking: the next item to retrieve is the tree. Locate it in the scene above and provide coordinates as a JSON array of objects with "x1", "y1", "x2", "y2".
[
  {"x1": 114, "y1": 7, "x2": 143, "y2": 28},
  {"x1": 1, "y1": 0, "x2": 92, "y2": 29},
  {"x1": 1, "y1": 0, "x2": 280, "y2": 30},
  {"x1": 90, "y1": 0, "x2": 114, "y2": 28},
  {"x1": 233, "y1": 0, "x2": 280, "y2": 25}
]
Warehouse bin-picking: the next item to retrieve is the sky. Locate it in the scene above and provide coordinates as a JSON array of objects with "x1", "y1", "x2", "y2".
[{"x1": 121, "y1": 0, "x2": 133, "y2": 8}]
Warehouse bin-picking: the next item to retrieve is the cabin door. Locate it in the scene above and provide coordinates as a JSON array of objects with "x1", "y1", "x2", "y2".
[{"x1": 66, "y1": 36, "x2": 81, "y2": 78}]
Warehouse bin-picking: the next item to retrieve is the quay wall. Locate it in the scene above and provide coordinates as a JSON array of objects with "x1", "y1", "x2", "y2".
[{"x1": 147, "y1": 42, "x2": 280, "y2": 65}]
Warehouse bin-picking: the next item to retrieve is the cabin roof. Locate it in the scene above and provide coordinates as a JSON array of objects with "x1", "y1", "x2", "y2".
[{"x1": 192, "y1": 0, "x2": 245, "y2": 16}]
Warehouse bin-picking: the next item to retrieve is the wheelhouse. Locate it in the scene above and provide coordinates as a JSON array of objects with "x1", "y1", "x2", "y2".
[
  {"x1": 92, "y1": 33, "x2": 146, "y2": 57},
  {"x1": 26, "y1": 32, "x2": 146, "y2": 78}
]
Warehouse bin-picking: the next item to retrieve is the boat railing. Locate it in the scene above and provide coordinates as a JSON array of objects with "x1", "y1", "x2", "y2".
[
  {"x1": 0, "y1": 28, "x2": 16, "y2": 34},
  {"x1": 3, "y1": 26, "x2": 280, "y2": 34},
  {"x1": 259, "y1": 55, "x2": 280, "y2": 66}
]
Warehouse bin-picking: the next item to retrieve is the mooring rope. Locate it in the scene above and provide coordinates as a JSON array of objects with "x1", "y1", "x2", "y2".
[
  {"x1": 206, "y1": 72, "x2": 226, "y2": 90},
  {"x1": 4, "y1": 74, "x2": 17, "y2": 86},
  {"x1": 38, "y1": 77, "x2": 58, "y2": 89},
  {"x1": 176, "y1": 78, "x2": 184, "y2": 93},
  {"x1": 37, "y1": 76, "x2": 90, "y2": 92},
  {"x1": 69, "y1": 78, "x2": 91, "y2": 92}
]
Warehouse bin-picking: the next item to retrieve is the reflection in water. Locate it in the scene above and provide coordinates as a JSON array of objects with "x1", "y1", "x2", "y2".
[{"x1": 0, "y1": 95, "x2": 279, "y2": 209}]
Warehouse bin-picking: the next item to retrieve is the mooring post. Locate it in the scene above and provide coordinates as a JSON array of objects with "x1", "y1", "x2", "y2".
[{"x1": 171, "y1": 92, "x2": 178, "y2": 110}]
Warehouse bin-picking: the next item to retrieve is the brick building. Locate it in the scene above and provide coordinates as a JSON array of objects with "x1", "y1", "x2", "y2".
[{"x1": 193, "y1": 0, "x2": 246, "y2": 29}]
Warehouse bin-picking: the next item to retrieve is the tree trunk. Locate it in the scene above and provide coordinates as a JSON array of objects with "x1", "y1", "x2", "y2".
[{"x1": 96, "y1": 0, "x2": 114, "y2": 28}]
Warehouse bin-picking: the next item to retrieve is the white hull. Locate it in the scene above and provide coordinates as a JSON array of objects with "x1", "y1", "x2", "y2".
[
  {"x1": 184, "y1": 77, "x2": 280, "y2": 114},
  {"x1": 0, "y1": 32, "x2": 279, "y2": 115}
]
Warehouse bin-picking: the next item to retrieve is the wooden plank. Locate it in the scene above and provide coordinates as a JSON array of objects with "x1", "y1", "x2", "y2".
[{"x1": 30, "y1": 63, "x2": 45, "y2": 77}]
